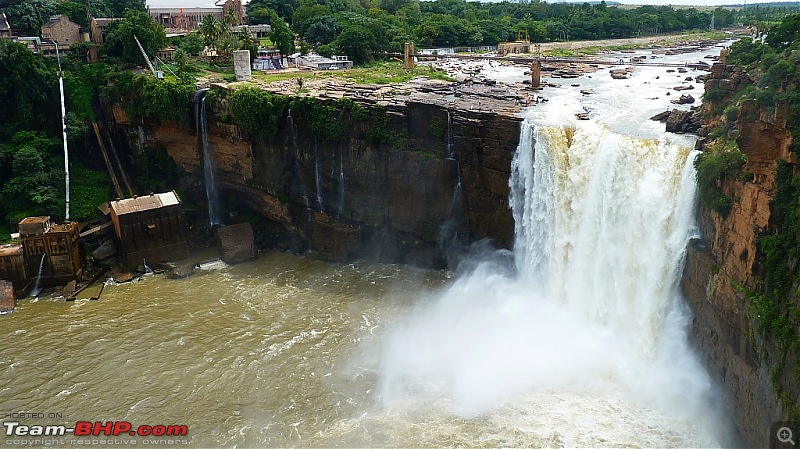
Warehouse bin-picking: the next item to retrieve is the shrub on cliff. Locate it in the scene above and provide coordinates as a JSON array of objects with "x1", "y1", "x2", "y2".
[
  {"x1": 229, "y1": 87, "x2": 289, "y2": 140},
  {"x1": 694, "y1": 140, "x2": 745, "y2": 217}
]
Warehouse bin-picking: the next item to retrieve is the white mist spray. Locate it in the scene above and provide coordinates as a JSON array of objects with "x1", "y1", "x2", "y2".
[{"x1": 375, "y1": 117, "x2": 726, "y2": 446}]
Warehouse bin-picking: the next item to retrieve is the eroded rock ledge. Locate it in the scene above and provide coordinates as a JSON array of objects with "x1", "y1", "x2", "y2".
[{"x1": 123, "y1": 77, "x2": 530, "y2": 267}]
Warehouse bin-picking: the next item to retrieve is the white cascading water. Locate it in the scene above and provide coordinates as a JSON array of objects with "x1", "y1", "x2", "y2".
[{"x1": 374, "y1": 106, "x2": 727, "y2": 445}]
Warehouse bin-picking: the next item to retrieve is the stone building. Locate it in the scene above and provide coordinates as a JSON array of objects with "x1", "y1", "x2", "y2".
[
  {"x1": 19, "y1": 217, "x2": 83, "y2": 287},
  {"x1": 109, "y1": 192, "x2": 189, "y2": 269},
  {"x1": 41, "y1": 15, "x2": 87, "y2": 46},
  {"x1": 90, "y1": 17, "x2": 121, "y2": 44},
  {"x1": 148, "y1": 0, "x2": 243, "y2": 31}
]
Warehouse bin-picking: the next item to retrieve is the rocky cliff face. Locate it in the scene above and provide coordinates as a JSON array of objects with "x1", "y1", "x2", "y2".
[
  {"x1": 116, "y1": 79, "x2": 526, "y2": 267},
  {"x1": 682, "y1": 63, "x2": 799, "y2": 447}
]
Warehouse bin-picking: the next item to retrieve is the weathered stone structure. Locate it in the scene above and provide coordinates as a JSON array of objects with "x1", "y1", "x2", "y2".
[{"x1": 41, "y1": 15, "x2": 86, "y2": 46}]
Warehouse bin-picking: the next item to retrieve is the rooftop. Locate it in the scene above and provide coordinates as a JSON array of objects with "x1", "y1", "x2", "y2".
[
  {"x1": 0, "y1": 13, "x2": 11, "y2": 32},
  {"x1": 110, "y1": 192, "x2": 181, "y2": 216}
]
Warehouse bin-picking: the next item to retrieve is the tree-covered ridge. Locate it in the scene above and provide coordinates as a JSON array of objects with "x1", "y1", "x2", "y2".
[{"x1": 245, "y1": 0, "x2": 794, "y2": 55}]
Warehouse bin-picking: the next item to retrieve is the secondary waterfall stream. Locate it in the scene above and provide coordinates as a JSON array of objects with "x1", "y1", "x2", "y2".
[
  {"x1": 195, "y1": 88, "x2": 222, "y2": 226},
  {"x1": 0, "y1": 46, "x2": 735, "y2": 447}
]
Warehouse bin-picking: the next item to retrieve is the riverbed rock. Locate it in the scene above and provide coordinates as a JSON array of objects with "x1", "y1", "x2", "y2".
[
  {"x1": 113, "y1": 272, "x2": 134, "y2": 283},
  {"x1": 216, "y1": 223, "x2": 257, "y2": 265},
  {"x1": 665, "y1": 109, "x2": 693, "y2": 133},
  {"x1": 62, "y1": 280, "x2": 77, "y2": 297},
  {"x1": 650, "y1": 110, "x2": 672, "y2": 122},
  {"x1": 0, "y1": 280, "x2": 15, "y2": 313},
  {"x1": 166, "y1": 263, "x2": 195, "y2": 279},
  {"x1": 670, "y1": 94, "x2": 695, "y2": 105},
  {"x1": 673, "y1": 84, "x2": 695, "y2": 91},
  {"x1": 92, "y1": 239, "x2": 117, "y2": 264},
  {"x1": 609, "y1": 68, "x2": 629, "y2": 79}
]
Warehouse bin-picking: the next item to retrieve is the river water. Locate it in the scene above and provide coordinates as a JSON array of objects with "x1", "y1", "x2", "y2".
[{"x1": 1, "y1": 44, "x2": 736, "y2": 448}]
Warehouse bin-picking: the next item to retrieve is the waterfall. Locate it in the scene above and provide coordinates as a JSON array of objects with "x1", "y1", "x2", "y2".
[
  {"x1": 287, "y1": 110, "x2": 310, "y2": 209},
  {"x1": 446, "y1": 111, "x2": 455, "y2": 160},
  {"x1": 195, "y1": 88, "x2": 222, "y2": 226},
  {"x1": 30, "y1": 254, "x2": 46, "y2": 297},
  {"x1": 143, "y1": 258, "x2": 153, "y2": 275},
  {"x1": 378, "y1": 117, "x2": 723, "y2": 445},
  {"x1": 338, "y1": 143, "x2": 345, "y2": 214},
  {"x1": 509, "y1": 118, "x2": 700, "y2": 350},
  {"x1": 314, "y1": 138, "x2": 323, "y2": 212}
]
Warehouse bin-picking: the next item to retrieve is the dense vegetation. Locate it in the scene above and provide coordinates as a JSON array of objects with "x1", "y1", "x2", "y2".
[{"x1": 700, "y1": 14, "x2": 800, "y2": 419}]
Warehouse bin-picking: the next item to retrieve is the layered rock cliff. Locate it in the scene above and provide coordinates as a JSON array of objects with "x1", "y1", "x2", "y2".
[
  {"x1": 113, "y1": 78, "x2": 528, "y2": 267},
  {"x1": 682, "y1": 62, "x2": 800, "y2": 447}
]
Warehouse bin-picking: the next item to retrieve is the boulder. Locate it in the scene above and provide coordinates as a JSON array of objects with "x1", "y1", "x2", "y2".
[
  {"x1": 670, "y1": 94, "x2": 695, "y2": 105},
  {"x1": 62, "y1": 280, "x2": 77, "y2": 297},
  {"x1": 113, "y1": 272, "x2": 134, "y2": 283},
  {"x1": 217, "y1": 223, "x2": 257, "y2": 265},
  {"x1": 650, "y1": 110, "x2": 671, "y2": 122},
  {"x1": 673, "y1": 85, "x2": 695, "y2": 91},
  {"x1": 92, "y1": 239, "x2": 117, "y2": 264},
  {"x1": 0, "y1": 280, "x2": 16, "y2": 313},
  {"x1": 167, "y1": 263, "x2": 195, "y2": 279},
  {"x1": 665, "y1": 109, "x2": 693, "y2": 133},
  {"x1": 609, "y1": 69, "x2": 629, "y2": 79}
]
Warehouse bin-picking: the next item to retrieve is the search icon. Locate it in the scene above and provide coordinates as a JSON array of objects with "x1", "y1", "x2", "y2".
[{"x1": 778, "y1": 427, "x2": 796, "y2": 445}]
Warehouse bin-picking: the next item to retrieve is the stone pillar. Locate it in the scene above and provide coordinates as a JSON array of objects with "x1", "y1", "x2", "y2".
[
  {"x1": 404, "y1": 42, "x2": 415, "y2": 70},
  {"x1": 531, "y1": 59, "x2": 541, "y2": 88},
  {"x1": 233, "y1": 50, "x2": 252, "y2": 82},
  {"x1": 0, "y1": 280, "x2": 16, "y2": 313}
]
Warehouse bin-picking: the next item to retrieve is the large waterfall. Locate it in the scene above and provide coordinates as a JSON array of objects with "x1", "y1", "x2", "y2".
[{"x1": 375, "y1": 113, "x2": 728, "y2": 445}]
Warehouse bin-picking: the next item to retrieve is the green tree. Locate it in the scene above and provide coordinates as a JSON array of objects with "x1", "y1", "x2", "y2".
[
  {"x1": 199, "y1": 15, "x2": 225, "y2": 48},
  {"x1": 267, "y1": 8, "x2": 295, "y2": 56},
  {"x1": 303, "y1": 15, "x2": 341, "y2": 45},
  {"x1": 0, "y1": 41, "x2": 58, "y2": 138},
  {"x1": 173, "y1": 47, "x2": 189, "y2": 81},
  {"x1": 57, "y1": 1, "x2": 90, "y2": 28},
  {"x1": 104, "y1": 0, "x2": 144, "y2": 17},
  {"x1": 334, "y1": 24, "x2": 375, "y2": 64},
  {"x1": 245, "y1": 0, "x2": 298, "y2": 23},
  {"x1": 1, "y1": 0, "x2": 59, "y2": 35},
  {"x1": 178, "y1": 32, "x2": 204, "y2": 56},
  {"x1": 291, "y1": 3, "x2": 331, "y2": 34},
  {"x1": 766, "y1": 14, "x2": 800, "y2": 50},
  {"x1": 104, "y1": 9, "x2": 167, "y2": 65}
]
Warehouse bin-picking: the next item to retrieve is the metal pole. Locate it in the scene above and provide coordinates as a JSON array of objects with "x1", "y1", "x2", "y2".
[{"x1": 56, "y1": 42, "x2": 70, "y2": 221}]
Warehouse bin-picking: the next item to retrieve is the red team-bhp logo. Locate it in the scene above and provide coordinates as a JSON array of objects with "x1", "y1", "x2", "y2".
[{"x1": 4, "y1": 420, "x2": 188, "y2": 437}]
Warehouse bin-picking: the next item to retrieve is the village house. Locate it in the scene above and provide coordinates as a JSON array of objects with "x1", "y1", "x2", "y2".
[
  {"x1": 148, "y1": 0, "x2": 243, "y2": 31},
  {"x1": 41, "y1": 15, "x2": 88, "y2": 46},
  {"x1": 90, "y1": 17, "x2": 121, "y2": 44}
]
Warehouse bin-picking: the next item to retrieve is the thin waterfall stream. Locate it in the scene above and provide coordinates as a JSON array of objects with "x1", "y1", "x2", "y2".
[{"x1": 195, "y1": 88, "x2": 222, "y2": 226}]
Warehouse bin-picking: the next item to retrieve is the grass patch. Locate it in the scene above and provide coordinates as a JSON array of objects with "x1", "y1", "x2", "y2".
[{"x1": 251, "y1": 60, "x2": 453, "y2": 85}]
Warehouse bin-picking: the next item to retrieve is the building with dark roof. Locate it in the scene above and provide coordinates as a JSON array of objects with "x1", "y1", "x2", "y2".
[
  {"x1": 0, "y1": 13, "x2": 12, "y2": 38},
  {"x1": 90, "y1": 17, "x2": 121, "y2": 44}
]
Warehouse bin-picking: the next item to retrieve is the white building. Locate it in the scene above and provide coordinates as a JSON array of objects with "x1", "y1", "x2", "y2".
[{"x1": 295, "y1": 53, "x2": 353, "y2": 70}]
